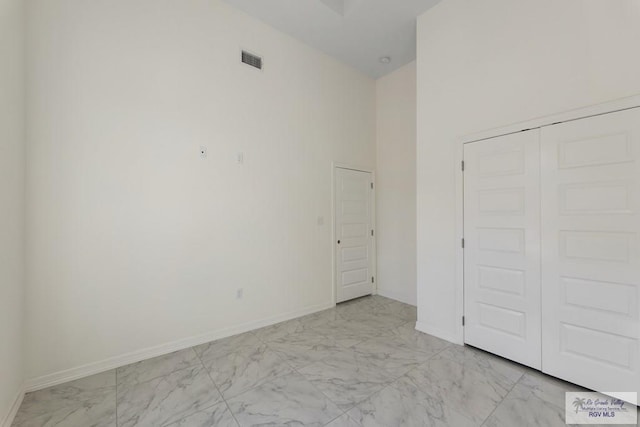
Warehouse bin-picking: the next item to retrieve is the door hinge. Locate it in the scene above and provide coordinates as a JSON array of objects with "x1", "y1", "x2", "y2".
[
  {"x1": 371, "y1": 229, "x2": 374, "y2": 237},
  {"x1": 371, "y1": 276, "x2": 375, "y2": 283},
  {"x1": 461, "y1": 238, "x2": 465, "y2": 249},
  {"x1": 371, "y1": 182, "x2": 374, "y2": 189},
  {"x1": 462, "y1": 316, "x2": 465, "y2": 326},
  {"x1": 461, "y1": 160, "x2": 465, "y2": 172}
]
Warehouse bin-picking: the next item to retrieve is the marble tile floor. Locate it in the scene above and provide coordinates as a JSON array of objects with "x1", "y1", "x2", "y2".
[{"x1": 12, "y1": 295, "x2": 638, "y2": 427}]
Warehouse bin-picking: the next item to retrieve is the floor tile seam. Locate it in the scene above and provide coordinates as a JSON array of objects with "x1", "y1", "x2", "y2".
[
  {"x1": 303, "y1": 326, "x2": 339, "y2": 339},
  {"x1": 398, "y1": 372, "x2": 479, "y2": 427},
  {"x1": 15, "y1": 382, "x2": 120, "y2": 425},
  {"x1": 222, "y1": 399, "x2": 242, "y2": 427},
  {"x1": 410, "y1": 344, "x2": 454, "y2": 358},
  {"x1": 229, "y1": 361, "x2": 352, "y2": 425},
  {"x1": 217, "y1": 365, "x2": 297, "y2": 402},
  {"x1": 427, "y1": 347, "x2": 518, "y2": 381},
  {"x1": 254, "y1": 310, "x2": 347, "y2": 344},
  {"x1": 254, "y1": 327, "x2": 320, "y2": 346},
  {"x1": 478, "y1": 369, "x2": 523, "y2": 427},
  {"x1": 193, "y1": 329, "x2": 259, "y2": 356},
  {"x1": 324, "y1": 412, "x2": 364, "y2": 427},
  {"x1": 24, "y1": 377, "x2": 118, "y2": 399},
  {"x1": 354, "y1": 336, "x2": 451, "y2": 359},
  {"x1": 115, "y1": 359, "x2": 207, "y2": 394},
  {"x1": 512, "y1": 375, "x2": 581, "y2": 414},
  {"x1": 321, "y1": 412, "x2": 346, "y2": 427},
  {"x1": 413, "y1": 354, "x2": 520, "y2": 404},
  {"x1": 255, "y1": 332, "x2": 306, "y2": 346},
  {"x1": 329, "y1": 357, "x2": 397, "y2": 382},
  {"x1": 253, "y1": 326, "x2": 302, "y2": 344},
  {"x1": 422, "y1": 342, "x2": 452, "y2": 362},
  {"x1": 191, "y1": 343, "x2": 242, "y2": 427},
  {"x1": 345, "y1": 377, "x2": 401, "y2": 413},
  {"x1": 351, "y1": 337, "x2": 452, "y2": 382},
  {"x1": 515, "y1": 370, "x2": 579, "y2": 392},
  {"x1": 267, "y1": 333, "x2": 339, "y2": 351},
  {"x1": 156, "y1": 400, "x2": 220, "y2": 427},
  {"x1": 197, "y1": 342, "x2": 265, "y2": 365},
  {"x1": 270, "y1": 340, "x2": 364, "y2": 371},
  {"x1": 449, "y1": 356, "x2": 526, "y2": 394},
  {"x1": 431, "y1": 342, "x2": 458, "y2": 355},
  {"x1": 321, "y1": 403, "x2": 361, "y2": 427},
  {"x1": 263, "y1": 342, "x2": 320, "y2": 371},
  {"x1": 347, "y1": 342, "x2": 410, "y2": 372},
  {"x1": 376, "y1": 360, "x2": 428, "y2": 385},
  {"x1": 115, "y1": 351, "x2": 203, "y2": 384},
  {"x1": 515, "y1": 383, "x2": 572, "y2": 416},
  {"x1": 338, "y1": 378, "x2": 406, "y2": 423},
  {"x1": 11, "y1": 387, "x2": 118, "y2": 427},
  {"x1": 211, "y1": 344, "x2": 298, "y2": 402},
  {"x1": 292, "y1": 347, "x2": 399, "y2": 411},
  {"x1": 266, "y1": 343, "x2": 357, "y2": 422},
  {"x1": 303, "y1": 328, "x2": 368, "y2": 346}
]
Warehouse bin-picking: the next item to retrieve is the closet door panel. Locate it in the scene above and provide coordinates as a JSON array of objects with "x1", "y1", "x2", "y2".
[
  {"x1": 464, "y1": 129, "x2": 542, "y2": 369},
  {"x1": 541, "y1": 108, "x2": 640, "y2": 402}
]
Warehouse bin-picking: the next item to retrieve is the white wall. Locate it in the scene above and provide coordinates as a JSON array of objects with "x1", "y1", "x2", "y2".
[
  {"x1": 25, "y1": 0, "x2": 375, "y2": 382},
  {"x1": 416, "y1": 0, "x2": 640, "y2": 343},
  {"x1": 0, "y1": 0, "x2": 25, "y2": 422},
  {"x1": 375, "y1": 62, "x2": 416, "y2": 306}
]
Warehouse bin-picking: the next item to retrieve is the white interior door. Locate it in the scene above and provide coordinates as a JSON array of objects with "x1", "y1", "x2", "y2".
[
  {"x1": 464, "y1": 130, "x2": 542, "y2": 369},
  {"x1": 335, "y1": 167, "x2": 374, "y2": 303},
  {"x1": 541, "y1": 108, "x2": 640, "y2": 401}
]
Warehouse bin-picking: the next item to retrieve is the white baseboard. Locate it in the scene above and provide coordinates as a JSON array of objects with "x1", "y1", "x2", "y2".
[
  {"x1": 376, "y1": 288, "x2": 416, "y2": 306},
  {"x1": 415, "y1": 321, "x2": 463, "y2": 345},
  {"x1": 1, "y1": 385, "x2": 25, "y2": 427},
  {"x1": 25, "y1": 301, "x2": 334, "y2": 393}
]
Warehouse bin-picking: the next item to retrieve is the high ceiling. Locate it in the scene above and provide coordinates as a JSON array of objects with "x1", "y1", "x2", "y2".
[{"x1": 223, "y1": 0, "x2": 441, "y2": 78}]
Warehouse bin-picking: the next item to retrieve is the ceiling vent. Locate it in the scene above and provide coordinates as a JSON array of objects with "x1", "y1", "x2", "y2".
[{"x1": 241, "y1": 51, "x2": 262, "y2": 70}]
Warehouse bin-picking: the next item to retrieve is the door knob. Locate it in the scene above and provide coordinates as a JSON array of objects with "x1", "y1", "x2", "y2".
[{"x1": 337, "y1": 240, "x2": 341, "y2": 244}]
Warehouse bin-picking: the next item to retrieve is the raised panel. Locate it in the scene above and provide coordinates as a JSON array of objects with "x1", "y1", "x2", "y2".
[
  {"x1": 560, "y1": 231, "x2": 632, "y2": 263},
  {"x1": 342, "y1": 200, "x2": 367, "y2": 215},
  {"x1": 478, "y1": 303, "x2": 526, "y2": 338},
  {"x1": 562, "y1": 277, "x2": 637, "y2": 318},
  {"x1": 478, "y1": 188, "x2": 525, "y2": 215},
  {"x1": 560, "y1": 182, "x2": 632, "y2": 215},
  {"x1": 558, "y1": 132, "x2": 633, "y2": 169},
  {"x1": 341, "y1": 223, "x2": 367, "y2": 238},
  {"x1": 341, "y1": 268, "x2": 368, "y2": 286},
  {"x1": 478, "y1": 228, "x2": 524, "y2": 253},
  {"x1": 478, "y1": 266, "x2": 525, "y2": 296},
  {"x1": 560, "y1": 323, "x2": 636, "y2": 370},
  {"x1": 341, "y1": 247, "x2": 367, "y2": 263},
  {"x1": 478, "y1": 149, "x2": 525, "y2": 177},
  {"x1": 341, "y1": 178, "x2": 366, "y2": 196}
]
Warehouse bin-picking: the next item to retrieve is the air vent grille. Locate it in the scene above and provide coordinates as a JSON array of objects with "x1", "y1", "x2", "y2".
[{"x1": 241, "y1": 51, "x2": 262, "y2": 70}]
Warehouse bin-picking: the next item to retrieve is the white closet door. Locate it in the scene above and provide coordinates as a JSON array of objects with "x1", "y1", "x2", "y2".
[
  {"x1": 335, "y1": 168, "x2": 374, "y2": 303},
  {"x1": 464, "y1": 129, "x2": 542, "y2": 369},
  {"x1": 541, "y1": 108, "x2": 640, "y2": 401}
]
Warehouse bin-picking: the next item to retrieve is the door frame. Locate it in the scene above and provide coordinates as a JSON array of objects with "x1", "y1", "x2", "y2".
[
  {"x1": 332, "y1": 162, "x2": 377, "y2": 305},
  {"x1": 449, "y1": 95, "x2": 640, "y2": 346}
]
